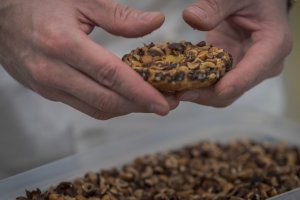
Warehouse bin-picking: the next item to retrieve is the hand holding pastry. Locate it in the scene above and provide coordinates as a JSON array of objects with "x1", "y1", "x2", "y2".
[
  {"x1": 0, "y1": 0, "x2": 179, "y2": 119},
  {"x1": 180, "y1": 0, "x2": 292, "y2": 107}
]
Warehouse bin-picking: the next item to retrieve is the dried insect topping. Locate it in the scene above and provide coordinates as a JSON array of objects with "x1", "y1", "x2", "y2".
[{"x1": 122, "y1": 41, "x2": 233, "y2": 92}]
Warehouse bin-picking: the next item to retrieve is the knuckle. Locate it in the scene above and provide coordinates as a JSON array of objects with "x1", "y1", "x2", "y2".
[
  {"x1": 90, "y1": 110, "x2": 113, "y2": 120},
  {"x1": 31, "y1": 85, "x2": 46, "y2": 96},
  {"x1": 273, "y1": 30, "x2": 293, "y2": 57},
  {"x1": 270, "y1": 64, "x2": 284, "y2": 78},
  {"x1": 206, "y1": 0, "x2": 221, "y2": 14},
  {"x1": 38, "y1": 23, "x2": 73, "y2": 55},
  {"x1": 95, "y1": 64, "x2": 120, "y2": 89},
  {"x1": 28, "y1": 62, "x2": 50, "y2": 85},
  {"x1": 94, "y1": 92, "x2": 115, "y2": 112},
  {"x1": 27, "y1": 60, "x2": 62, "y2": 88},
  {"x1": 192, "y1": 0, "x2": 222, "y2": 30},
  {"x1": 283, "y1": 32, "x2": 293, "y2": 56},
  {"x1": 112, "y1": 3, "x2": 133, "y2": 27},
  {"x1": 212, "y1": 86, "x2": 237, "y2": 107},
  {"x1": 214, "y1": 86, "x2": 232, "y2": 99}
]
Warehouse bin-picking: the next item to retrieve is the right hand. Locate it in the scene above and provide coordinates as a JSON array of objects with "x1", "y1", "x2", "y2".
[
  {"x1": 0, "y1": 0, "x2": 179, "y2": 119},
  {"x1": 179, "y1": 0, "x2": 292, "y2": 107}
]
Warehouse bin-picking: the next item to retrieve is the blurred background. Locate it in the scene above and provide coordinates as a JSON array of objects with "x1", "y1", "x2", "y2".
[
  {"x1": 0, "y1": 0, "x2": 299, "y2": 180},
  {"x1": 284, "y1": 4, "x2": 300, "y2": 122}
]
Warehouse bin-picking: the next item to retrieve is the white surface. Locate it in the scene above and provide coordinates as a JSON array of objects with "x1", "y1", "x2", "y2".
[{"x1": 0, "y1": 108, "x2": 300, "y2": 199}]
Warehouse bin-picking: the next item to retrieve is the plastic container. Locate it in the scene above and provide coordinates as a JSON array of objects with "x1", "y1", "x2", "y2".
[{"x1": 0, "y1": 108, "x2": 300, "y2": 199}]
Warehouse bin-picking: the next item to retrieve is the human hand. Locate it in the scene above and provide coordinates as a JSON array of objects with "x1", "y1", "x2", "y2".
[
  {"x1": 0, "y1": 0, "x2": 180, "y2": 119},
  {"x1": 179, "y1": 0, "x2": 292, "y2": 107}
]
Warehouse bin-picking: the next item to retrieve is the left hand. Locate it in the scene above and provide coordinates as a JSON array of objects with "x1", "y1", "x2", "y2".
[
  {"x1": 0, "y1": 0, "x2": 178, "y2": 119},
  {"x1": 178, "y1": 0, "x2": 292, "y2": 107}
]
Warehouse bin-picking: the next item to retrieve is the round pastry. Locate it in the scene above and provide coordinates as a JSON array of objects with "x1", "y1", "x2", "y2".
[{"x1": 122, "y1": 41, "x2": 233, "y2": 92}]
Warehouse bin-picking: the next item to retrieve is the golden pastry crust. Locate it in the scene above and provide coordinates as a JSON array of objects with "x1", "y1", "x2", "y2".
[{"x1": 122, "y1": 41, "x2": 233, "y2": 92}]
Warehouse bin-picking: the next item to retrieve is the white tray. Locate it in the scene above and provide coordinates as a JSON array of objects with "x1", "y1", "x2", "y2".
[{"x1": 1, "y1": 108, "x2": 300, "y2": 199}]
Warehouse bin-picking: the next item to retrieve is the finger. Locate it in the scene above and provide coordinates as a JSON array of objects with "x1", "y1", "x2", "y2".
[
  {"x1": 32, "y1": 85, "x2": 129, "y2": 120},
  {"x1": 178, "y1": 62, "x2": 284, "y2": 107},
  {"x1": 205, "y1": 22, "x2": 251, "y2": 65},
  {"x1": 178, "y1": 36, "x2": 287, "y2": 107},
  {"x1": 76, "y1": 0, "x2": 164, "y2": 37},
  {"x1": 36, "y1": 28, "x2": 171, "y2": 115},
  {"x1": 29, "y1": 59, "x2": 161, "y2": 115},
  {"x1": 183, "y1": 0, "x2": 244, "y2": 31},
  {"x1": 54, "y1": 32, "x2": 171, "y2": 115},
  {"x1": 164, "y1": 95, "x2": 180, "y2": 110}
]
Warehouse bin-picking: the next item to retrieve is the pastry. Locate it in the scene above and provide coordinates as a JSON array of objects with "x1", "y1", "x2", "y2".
[{"x1": 122, "y1": 41, "x2": 233, "y2": 92}]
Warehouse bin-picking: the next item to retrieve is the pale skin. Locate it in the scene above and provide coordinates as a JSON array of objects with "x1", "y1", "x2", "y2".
[
  {"x1": 180, "y1": 0, "x2": 292, "y2": 106},
  {"x1": 0, "y1": 0, "x2": 292, "y2": 119},
  {"x1": 0, "y1": 0, "x2": 179, "y2": 119}
]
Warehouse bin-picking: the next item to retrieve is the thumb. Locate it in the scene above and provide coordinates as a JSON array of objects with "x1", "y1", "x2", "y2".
[
  {"x1": 79, "y1": 0, "x2": 164, "y2": 37},
  {"x1": 183, "y1": 0, "x2": 241, "y2": 31}
]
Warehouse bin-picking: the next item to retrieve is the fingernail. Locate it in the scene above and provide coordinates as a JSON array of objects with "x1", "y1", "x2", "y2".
[
  {"x1": 165, "y1": 96, "x2": 180, "y2": 110},
  {"x1": 179, "y1": 91, "x2": 199, "y2": 101},
  {"x1": 219, "y1": 86, "x2": 235, "y2": 99},
  {"x1": 169, "y1": 99, "x2": 180, "y2": 110},
  {"x1": 187, "y1": 6, "x2": 207, "y2": 20},
  {"x1": 149, "y1": 103, "x2": 169, "y2": 116},
  {"x1": 139, "y1": 11, "x2": 161, "y2": 21}
]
